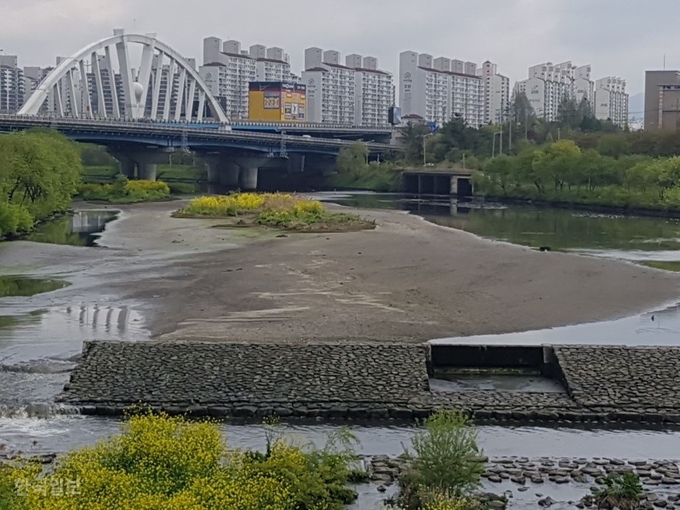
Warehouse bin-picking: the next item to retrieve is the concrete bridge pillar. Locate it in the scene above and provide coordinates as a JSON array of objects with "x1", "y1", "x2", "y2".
[
  {"x1": 239, "y1": 167, "x2": 258, "y2": 191},
  {"x1": 108, "y1": 151, "x2": 137, "y2": 178},
  {"x1": 139, "y1": 163, "x2": 157, "y2": 181},
  {"x1": 202, "y1": 154, "x2": 241, "y2": 188},
  {"x1": 232, "y1": 157, "x2": 270, "y2": 191},
  {"x1": 221, "y1": 162, "x2": 240, "y2": 187},
  {"x1": 288, "y1": 154, "x2": 306, "y2": 174}
]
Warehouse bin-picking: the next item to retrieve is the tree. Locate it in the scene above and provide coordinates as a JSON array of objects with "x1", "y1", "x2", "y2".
[
  {"x1": 483, "y1": 155, "x2": 515, "y2": 195},
  {"x1": 532, "y1": 140, "x2": 582, "y2": 191},
  {"x1": 336, "y1": 142, "x2": 368, "y2": 175},
  {"x1": 510, "y1": 91, "x2": 535, "y2": 131},
  {"x1": 597, "y1": 135, "x2": 630, "y2": 159},
  {"x1": 398, "y1": 122, "x2": 432, "y2": 164},
  {"x1": 0, "y1": 130, "x2": 82, "y2": 237}
]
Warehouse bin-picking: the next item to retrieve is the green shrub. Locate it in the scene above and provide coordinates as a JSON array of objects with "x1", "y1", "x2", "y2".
[
  {"x1": 79, "y1": 176, "x2": 170, "y2": 203},
  {"x1": 398, "y1": 411, "x2": 484, "y2": 510},
  {"x1": 3, "y1": 413, "x2": 360, "y2": 510},
  {"x1": 0, "y1": 202, "x2": 34, "y2": 238},
  {"x1": 593, "y1": 472, "x2": 643, "y2": 510}
]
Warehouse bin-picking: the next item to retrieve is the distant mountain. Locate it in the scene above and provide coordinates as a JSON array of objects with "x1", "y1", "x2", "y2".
[{"x1": 629, "y1": 92, "x2": 644, "y2": 120}]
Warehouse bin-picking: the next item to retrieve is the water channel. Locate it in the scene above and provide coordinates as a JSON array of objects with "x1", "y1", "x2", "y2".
[{"x1": 3, "y1": 198, "x2": 680, "y2": 508}]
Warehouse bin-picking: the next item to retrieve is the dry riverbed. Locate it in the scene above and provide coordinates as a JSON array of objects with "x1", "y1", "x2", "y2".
[{"x1": 2, "y1": 200, "x2": 679, "y2": 343}]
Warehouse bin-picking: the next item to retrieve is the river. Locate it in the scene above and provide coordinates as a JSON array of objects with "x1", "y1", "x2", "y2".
[{"x1": 2, "y1": 197, "x2": 680, "y2": 509}]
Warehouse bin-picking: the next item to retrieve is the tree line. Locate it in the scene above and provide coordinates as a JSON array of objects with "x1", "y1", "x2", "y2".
[
  {"x1": 398, "y1": 93, "x2": 680, "y2": 168},
  {"x1": 0, "y1": 130, "x2": 82, "y2": 237},
  {"x1": 476, "y1": 139, "x2": 680, "y2": 212}
]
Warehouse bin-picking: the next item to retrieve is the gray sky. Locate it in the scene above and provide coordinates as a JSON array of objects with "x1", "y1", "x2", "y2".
[{"x1": 2, "y1": 0, "x2": 679, "y2": 103}]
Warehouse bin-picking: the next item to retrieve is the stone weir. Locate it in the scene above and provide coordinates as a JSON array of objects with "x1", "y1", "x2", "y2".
[{"x1": 59, "y1": 342, "x2": 680, "y2": 424}]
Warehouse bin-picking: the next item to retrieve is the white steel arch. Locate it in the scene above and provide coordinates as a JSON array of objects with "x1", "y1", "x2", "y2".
[{"x1": 19, "y1": 29, "x2": 229, "y2": 123}]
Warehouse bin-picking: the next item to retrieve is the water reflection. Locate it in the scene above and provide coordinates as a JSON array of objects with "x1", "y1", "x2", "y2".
[
  {"x1": 0, "y1": 276, "x2": 69, "y2": 298},
  {"x1": 326, "y1": 193, "x2": 680, "y2": 261},
  {"x1": 431, "y1": 301, "x2": 680, "y2": 347},
  {"x1": 26, "y1": 210, "x2": 118, "y2": 247},
  {"x1": 0, "y1": 304, "x2": 148, "y2": 405}
]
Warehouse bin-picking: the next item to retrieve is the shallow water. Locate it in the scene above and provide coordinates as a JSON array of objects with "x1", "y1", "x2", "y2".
[
  {"x1": 325, "y1": 193, "x2": 680, "y2": 262},
  {"x1": 0, "y1": 276, "x2": 69, "y2": 298},
  {"x1": 25, "y1": 210, "x2": 118, "y2": 247}
]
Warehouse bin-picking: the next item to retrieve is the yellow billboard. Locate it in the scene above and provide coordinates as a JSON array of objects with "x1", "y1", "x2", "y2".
[{"x1": 249, "y1": 82, "x2": 306, "y2": 122}]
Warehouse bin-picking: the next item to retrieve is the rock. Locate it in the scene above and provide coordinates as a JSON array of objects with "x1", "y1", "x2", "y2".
[
  {"x1": 654, "y1": 501, "x2": 668, "y2": 508},
  {"x1": 554, "y1": 477, "x2": 570, "y2": 484},
  {"x1": 648, "y1": 494, "x2": 660, "y2": 502},
  {"x1": 518, "y1": 487, "x2": 529, "y2": 492},
  {"x1": 510, "y1": 476, "x2": 526, "y2": 485},
  {"x1": 538, "y1": 497, "x2": 557, "y2": 507},
  {"x1": 488, "y1": 475, "x2": 502, "y2": 483},
  {"x1": 377, "y1": 485, "x2": 386, "y2": 493},
  {"x1": 662, "y1": 477, "x2": 680, "y2": 485},
  {"x1": 489, "y1": 501, "x2": 506, "y2": 509}
]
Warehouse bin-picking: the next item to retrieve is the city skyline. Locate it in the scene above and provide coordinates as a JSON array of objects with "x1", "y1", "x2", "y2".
[{"x1": 2, "y1": 0, "x2": 679, "y2": 106}]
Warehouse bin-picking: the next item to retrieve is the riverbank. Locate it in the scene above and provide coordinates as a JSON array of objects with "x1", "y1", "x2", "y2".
[{"x1": 3, "y1": 200, "x2": 679, "y2": 342}]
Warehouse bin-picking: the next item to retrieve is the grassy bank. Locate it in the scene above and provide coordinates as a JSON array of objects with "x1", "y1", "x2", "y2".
[
  {"x1": 80, "y1": 176, "x2": 171, "y2": 204},
  {"x1": 174, "y1": 193, "x2": 375, "y2": 232}
]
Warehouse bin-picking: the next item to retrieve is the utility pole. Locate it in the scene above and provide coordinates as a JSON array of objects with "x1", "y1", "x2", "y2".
[{"x1": 509, "y1": 118, "x2": 513, "y2": 154}]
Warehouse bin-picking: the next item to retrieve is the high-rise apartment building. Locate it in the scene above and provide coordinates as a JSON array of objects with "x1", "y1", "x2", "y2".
[
  {"x1": 514, "y1": 62, "x2": 577, "y2": 122},
  {"x1": 348, "y1": 55, "x2": 393, "y2": 127},
  {"x1": 301, "y1": 47, "x2": 393, "y2": 126},
  {"x1": 399, "y1": 51, "x2": 483, "y2": 128},
  {"x1": 199, "y1": 37, "x2": 291, "y2": 120},
  {"x1": 574, "y1": 65, "x2": 594, "y2": 106},
  {"x1": 0, "y1": 55, "x2": 25, "y2": 113},
  {"x1": 594, "y1": 77, "x2": 628, "y2": 127},
  {"x1": 478, "y1": 61, "x2": 509, "y2": 125},
  {"x1": 644, "y1": 71, "x2": 680, "y2": 131}
]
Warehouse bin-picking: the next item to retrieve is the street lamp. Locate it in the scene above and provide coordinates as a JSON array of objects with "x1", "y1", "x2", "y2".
[
  {"x1": 491, "y1": 129, "x2": 503, "y2": 158},
  {"x1": 423, "y1": 132, "x2": 436, "y2": 167}
]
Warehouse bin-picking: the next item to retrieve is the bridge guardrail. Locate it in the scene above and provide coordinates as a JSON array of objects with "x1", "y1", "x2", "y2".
[{"x1": 0, "y1": 115, "x2": 397, "y2": 151}]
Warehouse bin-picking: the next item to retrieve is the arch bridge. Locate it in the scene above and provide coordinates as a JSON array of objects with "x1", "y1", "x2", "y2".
[{"x1": 19, "y1": 30, "x2": 228, "y2": 124}]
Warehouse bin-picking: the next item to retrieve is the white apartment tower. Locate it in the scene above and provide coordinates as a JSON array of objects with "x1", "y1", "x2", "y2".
[
  {"x1": 399, "y1": 51, "x2": 483, "y2": 127},
  {"x1": 479, "y1": 61, "x2": 510, "y2": 125},
  {"x1": 199, "y1": 37, "x2": 292, "y2": 120},
  {"x1": 595, "y1": 77, "x2": 628, "y2": 126},
  {"x1": 301, "y1": 48, "x2": 393, "y2": 125},
  {"x1": 0, "y1": 55, "x2": 25, "y2": 113},
  {"x1": 574, "y1": 65, "x2": 594, "y2": 107},
  {"x1": 514, "y1": 62, "x2": 579, "y2": 121},
  {"x1": 347, "y1": 54, "x2": 393, "y2": 127}
]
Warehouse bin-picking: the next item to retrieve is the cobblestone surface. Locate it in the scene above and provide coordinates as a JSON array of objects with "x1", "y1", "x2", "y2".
[
  {"x1": 62, "y1": 341, "x2": 429, "y2": 405},
  {"x1": 556, "y1": 346, "x2": 680, "y2": 410},
  {"x1": 60, "y1": 342, "x2": 680, "y2": 424}
]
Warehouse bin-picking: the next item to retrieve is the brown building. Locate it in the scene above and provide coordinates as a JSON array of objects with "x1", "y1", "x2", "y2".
[{"x1": 644, "y1": 70, "x2": 680, "y2": 131}]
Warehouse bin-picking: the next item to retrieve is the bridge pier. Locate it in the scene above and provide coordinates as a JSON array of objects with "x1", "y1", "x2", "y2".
[
  {"x1": 288, "y1": 154, "x2": 306, "y2": 174},
  {"x1": 202, "y1": 154, "x2": 240, "y2": 188},
  {"x1": 238, "y1": 167, "x2": 258, "y2": 191},
  {"x1": 221, "y1": 162, "x2": 240, "y2": 187},
  {"x1": 232, "y1": 157, "x2": 270, "y2": 191},
  {"x1": 139, "y1": 163, "x2": 157, "y2": 181},
  {"x1": 108, "y1": 151, "x2": 137, "y2": 178}
]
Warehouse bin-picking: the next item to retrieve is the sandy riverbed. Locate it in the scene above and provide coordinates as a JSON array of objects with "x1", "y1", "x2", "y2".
[{"x1": 2, "y1": 200, "x2": 679, "y2": 343}]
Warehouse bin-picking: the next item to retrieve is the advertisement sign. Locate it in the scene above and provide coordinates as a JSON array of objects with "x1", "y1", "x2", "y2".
[{"x1": 264, "y1": 91, "x2": 280, "y2": 109}]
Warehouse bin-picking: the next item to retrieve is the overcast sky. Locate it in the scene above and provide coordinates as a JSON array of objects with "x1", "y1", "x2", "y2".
[{"x1": 2, "y1": 0, "x2": 679, "y2": 106}]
